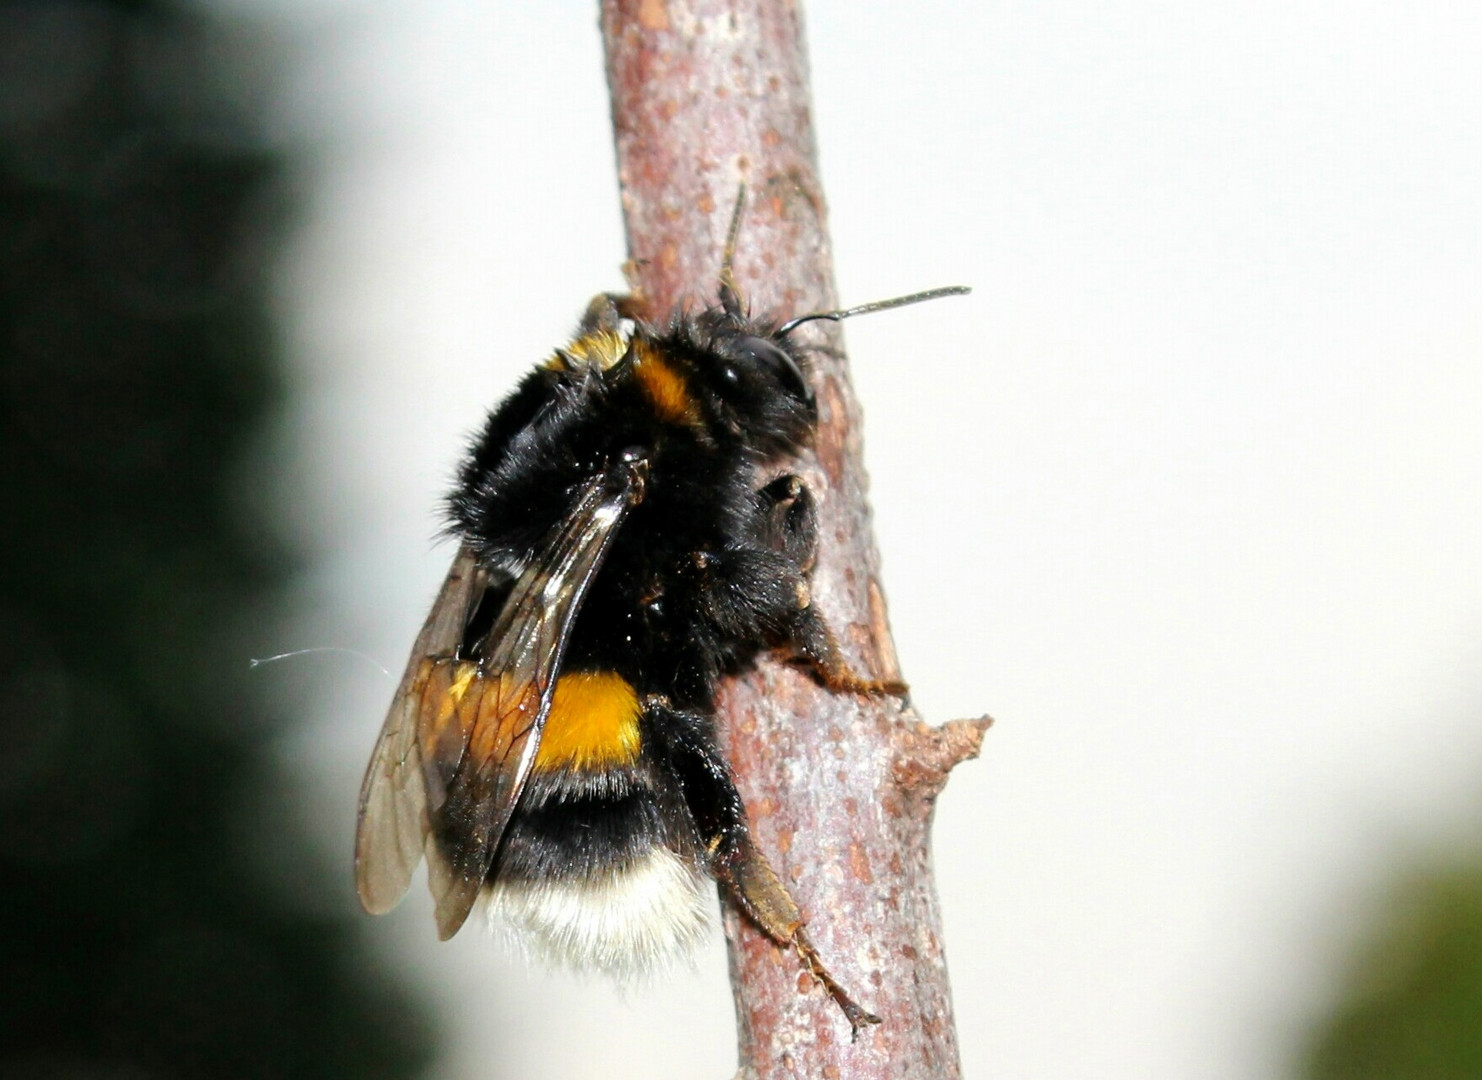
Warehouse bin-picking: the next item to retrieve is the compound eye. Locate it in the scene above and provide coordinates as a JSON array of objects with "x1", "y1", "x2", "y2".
[{"x1": 734, "y1": 336, "x2": 811, "y2": 403}]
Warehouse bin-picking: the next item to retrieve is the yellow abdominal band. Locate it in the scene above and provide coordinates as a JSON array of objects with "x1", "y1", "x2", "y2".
[{"x1": 533, "y1": 671, "x2": 642, "y2": 771}]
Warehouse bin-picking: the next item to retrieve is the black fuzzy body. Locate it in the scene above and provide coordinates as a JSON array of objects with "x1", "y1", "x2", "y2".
[
  {"x1": 359, "y1": 262, "x2": 955, "y2": 1026},
  {"x1": 446, "y1": 303, "x2": 823, "y2": 913}
]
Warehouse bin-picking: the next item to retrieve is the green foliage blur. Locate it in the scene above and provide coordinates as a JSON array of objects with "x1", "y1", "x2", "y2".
[
  {"x1": 1302, "y1": 858, "x2": 1482, "y2": 1080},
  {"x1": 0, "y1": 3, "x2": 433, "y2": 1076}
]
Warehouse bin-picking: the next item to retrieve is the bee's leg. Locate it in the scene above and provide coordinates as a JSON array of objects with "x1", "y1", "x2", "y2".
[
  {"x1": 645, "y1": 698, "x2": 882, "y2": 1037},
  {"x1": 785, "y1": 600, "x2": 909, "y2": 697},
  {"x1": 696, "y1": 532, "x2": 907, "y2": 697},
  {"x1": 577, "y1": 291, "x2": 645, "y2": 333},
  {"x1": 750, "y1": 476, "x2": 907, "y2": 696},
  {"x1": 754, "y1": 474, "x2": 817, "y2": 570}
]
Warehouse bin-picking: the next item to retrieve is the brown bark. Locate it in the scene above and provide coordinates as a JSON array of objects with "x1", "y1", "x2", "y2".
[{"x1": 599, "y1": 2, "x2": 989, "y2": 1076}]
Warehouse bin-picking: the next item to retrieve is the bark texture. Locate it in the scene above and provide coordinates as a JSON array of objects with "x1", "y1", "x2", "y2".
[{"x1": 599, "y1": 2, "x2": 989, "y2": 1076}]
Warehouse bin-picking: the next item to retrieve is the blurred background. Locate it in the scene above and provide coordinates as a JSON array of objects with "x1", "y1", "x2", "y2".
[{"x1": 4, "y1": 1, "x2": 1482, "y2": 1078}]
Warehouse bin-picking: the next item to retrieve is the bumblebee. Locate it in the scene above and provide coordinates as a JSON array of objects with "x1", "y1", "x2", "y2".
[{"x1": 354, "y1": 193, "x2": 966, "y2": 1033}]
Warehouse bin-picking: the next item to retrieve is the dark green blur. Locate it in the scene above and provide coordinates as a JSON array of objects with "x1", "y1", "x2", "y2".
[
  {"x1": 1302, "y1": 859, "x2": 1482, "y2": 1080},
  {"x1": 0, "y1": 3, "x2": 432, "y2": 1077}
]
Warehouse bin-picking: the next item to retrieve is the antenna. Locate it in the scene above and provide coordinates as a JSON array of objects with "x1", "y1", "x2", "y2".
[
  {"x1": 776, "y1": 285, "x2": 971, "y2": 336},
  {"x1": 718, "y1": 183, "x2": 748, "y2": 317}
]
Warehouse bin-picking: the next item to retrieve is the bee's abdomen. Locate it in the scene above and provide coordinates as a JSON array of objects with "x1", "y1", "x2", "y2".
[
  {"x1": 530, "y1": 670, "x2": 643, "y2": 772},
  {"x1": 484, "y1": 678, "x2": 712, "y2": 975},
  {"x1": 483, "y1": 842, "x2": 712, "y2": 977},
  {"x1": 486, "y1": 773, "x2": 711, "y2": 975},
  {"x1": 495, "y1": 786, "x2": 671, "y2": 879}
]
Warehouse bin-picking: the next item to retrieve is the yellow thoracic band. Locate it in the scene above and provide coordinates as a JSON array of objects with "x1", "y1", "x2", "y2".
[{"x1": 630, "y1": 338, "x2": 700, "y2": 425}]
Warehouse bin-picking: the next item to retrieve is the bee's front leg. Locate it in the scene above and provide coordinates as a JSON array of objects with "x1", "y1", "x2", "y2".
[
  {"x1": 785, "y1": 598, "x2": 909, "y2": 698},
  {"x1": 711, "y1": 480, "x2": 908, "y2": 697},
  {"x1": 754, "y1": 473, "x2": 817, "y2": 570}
]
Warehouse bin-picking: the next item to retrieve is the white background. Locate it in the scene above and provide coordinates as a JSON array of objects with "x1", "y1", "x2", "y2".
[{"x1": 242, "y1": 2, "x2": 1482, "y2": 1077}]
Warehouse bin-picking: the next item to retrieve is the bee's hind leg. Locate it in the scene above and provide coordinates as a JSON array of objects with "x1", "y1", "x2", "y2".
[{"x1": 644, "y1": 697, "x2": 882, "y2": 1038}]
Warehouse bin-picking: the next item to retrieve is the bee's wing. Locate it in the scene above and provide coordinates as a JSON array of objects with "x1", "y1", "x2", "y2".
[
  {"x1": 355, "y1": 545, "x2": 486, "y2": 916},
  {"x1": 426, "y1": 463, "x2": 644, "y2": 937},
  {"x1": 356, "y1": 460, "x2": 645, "y2": 939}
]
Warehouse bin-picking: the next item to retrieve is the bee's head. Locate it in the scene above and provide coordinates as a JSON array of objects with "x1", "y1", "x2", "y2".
[
  {"x1": 712, "y1": 326, "x2": 814, "y2": 406},
  {"x1": 677, "y1": 311, "x2": 817, "y2": 451},
  {"x1": 663, "y1": 182, "x2": 967, "y2": 450}
]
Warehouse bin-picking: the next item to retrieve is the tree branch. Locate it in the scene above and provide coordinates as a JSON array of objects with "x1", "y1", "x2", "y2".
[{"x1": 599, "y1": 2, "x2": 989, "y2": 1075}]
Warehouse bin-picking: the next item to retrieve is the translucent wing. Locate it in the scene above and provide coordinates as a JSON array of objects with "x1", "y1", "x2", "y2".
[
  {"x1": 355, "y1": 459, "x2": 645, "y2": 939},
  {"x1": 355, "y1": 545, "x2": 486, "y2": 915}
]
